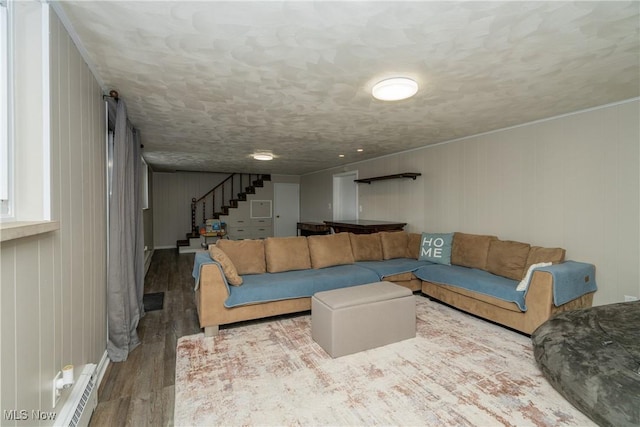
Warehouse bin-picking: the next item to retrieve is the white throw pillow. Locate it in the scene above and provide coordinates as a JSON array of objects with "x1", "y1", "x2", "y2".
[{"x1": 517, "y1": 262, "x2": 552, "y2": 292}]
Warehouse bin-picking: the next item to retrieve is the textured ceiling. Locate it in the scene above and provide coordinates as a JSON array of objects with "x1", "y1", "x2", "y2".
[{"x1": 59, "y1": 1, "x2": 640, "y2": 175}]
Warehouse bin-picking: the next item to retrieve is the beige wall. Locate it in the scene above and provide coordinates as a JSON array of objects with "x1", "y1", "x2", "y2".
[
  {"x1": 0, "y1": 8, "x2": 107, "y2": 421},
  {"x1": 301, "y1": 100, "x2": 640, "y2": 306},
  {"x1": 271, "y1": 174, "x2": 301, "y2": 184}
]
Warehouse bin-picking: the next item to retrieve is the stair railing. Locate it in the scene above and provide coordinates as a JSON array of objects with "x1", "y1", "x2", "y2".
[
  {"x1": 190, "y1": 173, "x2": 270, "y2": 236},
  {"x1": 191, "y1": 173, "x2": 235, "y2": 235}
]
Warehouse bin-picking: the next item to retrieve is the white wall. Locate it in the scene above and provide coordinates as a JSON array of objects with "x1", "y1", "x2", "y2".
[
  {"x1": 0, "y1": 7, "x2": 107, "y2": 422},
  {"x1": 301, "y1": 100, "x2": 640, "y2": 306}
]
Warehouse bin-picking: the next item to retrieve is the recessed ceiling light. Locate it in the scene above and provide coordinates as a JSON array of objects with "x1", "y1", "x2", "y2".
[
  {"x1": 339, "y1": 154, "x2": 345, "y2": 158},
  {"x1": 372, "y1": 77, "x2": 418, "y2": 101},
  {"x1": 252, "y1": 153, "x2": 273, "y2": 161},
  {"x1": 357, "y1": 148, "x2": 364, "y2": 152}
]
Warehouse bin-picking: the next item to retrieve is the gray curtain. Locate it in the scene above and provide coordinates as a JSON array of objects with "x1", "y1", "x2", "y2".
[{"x1": 107, "y1": 99, "x2": 145, "y2": 362}]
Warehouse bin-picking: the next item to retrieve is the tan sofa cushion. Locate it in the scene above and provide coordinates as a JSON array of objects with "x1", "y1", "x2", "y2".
[
  {"x1": 486, "y1": 239, "x2": 531, "y2": 280},
  {"x1": 451, "y1": 232, "x2": 497, "y2": 270},
  {"x1": 380, "y1": 231, "x2": 409, "y2": 260},
  {"x1": 525, "y1": 246, "x2": 566, "y2": 271},
  {"x1": 308, "y1": 233, "x2": 355, "y2": 269},
  {"x1": 216, "y1": 239, "x2": 266, "y2": 275},
  {"x1": 406, "y1": 233, "x2": 421, "y2": 259},
  {"x1": 349, "y1": 233, "x2": 383, "y2": 261},
  {"x1": 264, "y1": 236, "x2": 311, "y2": 273},
  {"x1": 208, "y1": 246, "x2": 243, "y2": 286}
]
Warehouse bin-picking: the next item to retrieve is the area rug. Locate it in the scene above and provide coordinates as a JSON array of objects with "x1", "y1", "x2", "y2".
[{"x1": 174, "y1": 296, "x2": 594, "y2": 426}]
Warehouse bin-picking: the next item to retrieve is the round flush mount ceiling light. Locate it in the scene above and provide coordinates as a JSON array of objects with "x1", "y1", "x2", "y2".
[
  {"x1": 252, "y1": 153, "x2": 273, "y2": 161},
  {"x1": 372, "y1": 77, "x2": 418, "y2": 101}
]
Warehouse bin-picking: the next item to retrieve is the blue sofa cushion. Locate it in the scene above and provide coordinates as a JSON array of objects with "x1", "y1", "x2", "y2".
[
  {"x1": 415, "y1": 264, "x2": 526, "y2": 311},
  {"x1": 356, "y1": 258, "x2": 433, "y2": 278},
  {"x1": 224, "y1": 264, "x2": 380, "y2": 308},
  {"x1": 192, "y1": 252, "x2": 216, "y2": 290},
  {"x1": 534, "y1": 261, "x2": 597, "y2": 306}
]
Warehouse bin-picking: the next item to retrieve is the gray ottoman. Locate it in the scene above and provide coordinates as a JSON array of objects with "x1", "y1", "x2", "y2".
[{"x1": 311, "y1": 281, "x2": 416, "y2": 358}]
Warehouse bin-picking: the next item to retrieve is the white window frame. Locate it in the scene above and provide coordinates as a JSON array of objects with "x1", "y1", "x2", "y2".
[
  {"x1": 0, "y1": 0, "x2": 51, "y2": 223},
  {"x1": 0, "y1": 0, "x2": 13, "y2": 220},
  {"x1": 141, "y1": 156, "x2": 149, "y2": 210}
]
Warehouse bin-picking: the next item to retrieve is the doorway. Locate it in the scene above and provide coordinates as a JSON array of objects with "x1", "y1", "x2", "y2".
[
  {"x1": 273, "y1": 182, "x2": 300, "y2": 237},
  {"x1": 332, "y1": 171, "x2": 358, "y2": 220}
]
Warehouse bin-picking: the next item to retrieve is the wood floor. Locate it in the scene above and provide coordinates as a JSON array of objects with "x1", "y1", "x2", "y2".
[{"x1": 89, "y1": 249, "x2": 201, "y2": 427}]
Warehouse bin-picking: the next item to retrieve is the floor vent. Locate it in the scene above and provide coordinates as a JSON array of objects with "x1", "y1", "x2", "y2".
[{"x1": 54, "y1": 364, "x2": 98, "y2": 427}]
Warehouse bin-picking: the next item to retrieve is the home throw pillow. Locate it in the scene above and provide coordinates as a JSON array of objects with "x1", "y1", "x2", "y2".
[
  {"x1": 208, "y1": 246, "x2": 243, "y2": 286},
  {"x1": 418, "y1": 232, "x2": 453, "y2": 265}
]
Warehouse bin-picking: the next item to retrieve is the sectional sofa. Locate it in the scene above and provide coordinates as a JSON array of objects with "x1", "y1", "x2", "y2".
[{"x1": 192, "y1": 231, "x2": 596, "y2": 336}]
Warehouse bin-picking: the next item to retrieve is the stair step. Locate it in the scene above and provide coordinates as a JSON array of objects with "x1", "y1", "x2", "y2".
[
  {"x1": 187, "y1": 173, "x2": 271, "y2": 244},
  {"x1": 178, "y1": 236, "x2": 207, "y2": 254}
]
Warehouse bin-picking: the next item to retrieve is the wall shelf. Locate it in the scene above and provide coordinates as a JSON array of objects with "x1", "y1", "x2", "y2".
[{"x1": 354, "y1": 172, "x2": 421, "y2": 184}]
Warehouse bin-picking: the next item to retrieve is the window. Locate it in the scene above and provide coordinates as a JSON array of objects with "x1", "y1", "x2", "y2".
[
  {"x1": 0, "y1": 1, "x2": 54, "y2": 238},
  {"x1": 0, "y1": 0, "x2": 51, "y2": 223},
  {"x1": 141, "y1": 156, "x2": 149, "y2": 210},
  {"x1": 0, "y1": 0, "x2": 12, "y2": 219}
]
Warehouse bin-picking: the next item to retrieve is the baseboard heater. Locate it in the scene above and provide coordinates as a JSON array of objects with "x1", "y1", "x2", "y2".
[{"x1": 54, "y1": 363, "x2": 98, "y2": 427}]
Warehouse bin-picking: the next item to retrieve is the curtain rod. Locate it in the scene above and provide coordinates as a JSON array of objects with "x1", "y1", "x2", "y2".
[
  {"x1": 103, "y1": 89, "x2": 119, "y2": 101},
  {"x1": 104, "y1": 91, "x2": 144, "y2": 149}
]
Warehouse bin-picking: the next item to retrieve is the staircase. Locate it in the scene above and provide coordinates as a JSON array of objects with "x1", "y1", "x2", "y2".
[{"x1": 177, "y1": 173, "x2": 271, "y2": 252}]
